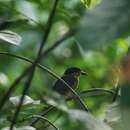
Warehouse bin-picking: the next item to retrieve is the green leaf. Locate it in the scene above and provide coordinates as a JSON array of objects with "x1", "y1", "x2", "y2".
[
  {"x1": 76, "y1": 0, "x2": 130, "y2": 50},
  {"x1": 44, "y1": 94, "x2": 112, "y2": 130},
  {"x1": 9, "y1": 95, "x2": 40, "y2": 106},
  {"x1": 81, "y1": 0, "x2": 91, "y2": 7},
  {"x1": 0, "y1": 72, "x2": 9, "y2": 86},
  {"x1": 0, "y1": 30, "x2": 22, "y2": 46},
  {"x1": 104, "y1": 102, "x2": 120, "y2": 123},
  {"x1": 17, "y1": 126, "x2": 36, "y2": 130},
  {"x1": 2, "y1": 126, "x2": 36, "y2": 130}
]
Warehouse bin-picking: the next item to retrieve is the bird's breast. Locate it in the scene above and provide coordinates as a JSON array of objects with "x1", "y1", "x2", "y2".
[{"x1": 53, "y1": 75, "x2": 79, "y2": 96}]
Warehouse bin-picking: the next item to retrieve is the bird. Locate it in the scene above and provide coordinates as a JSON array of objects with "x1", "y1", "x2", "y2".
[
  {"x1": 30, "y1": 67, "x2": 87, "y2": 126},
  {"x1": 52, "y1": 67, "x2": 87, "y2": 97}
]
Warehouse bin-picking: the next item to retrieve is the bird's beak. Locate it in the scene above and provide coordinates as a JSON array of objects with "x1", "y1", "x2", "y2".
[{"x1": 81, "y1": 71, "x2": 87, "y2": 75}]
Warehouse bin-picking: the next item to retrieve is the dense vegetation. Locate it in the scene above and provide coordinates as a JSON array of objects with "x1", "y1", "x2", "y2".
[{"x1": 0, "y1": 0, "x2": 130, "y2": 130}]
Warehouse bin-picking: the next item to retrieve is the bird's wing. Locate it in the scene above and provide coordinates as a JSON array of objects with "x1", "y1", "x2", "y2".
[{"x1": 53, "y1": 75, "x2": 77, "y2": 95}]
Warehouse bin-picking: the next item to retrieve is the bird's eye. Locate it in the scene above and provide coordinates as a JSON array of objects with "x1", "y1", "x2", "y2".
[{"x1": 75, "y1": 72, "x2": 80, "y2": 76}]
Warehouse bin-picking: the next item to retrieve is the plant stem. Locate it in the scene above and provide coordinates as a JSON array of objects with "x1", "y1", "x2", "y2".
[
  {"x1": 0, "y1": 29, "x2": 74, "y2": 112},
  {"x1": 10, "y1": 0, "x2": 59, "y2": 129}
]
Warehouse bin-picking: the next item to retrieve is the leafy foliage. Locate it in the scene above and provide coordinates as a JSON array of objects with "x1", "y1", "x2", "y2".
[{"x1": 0, "y1": 0, "x2": 129, "y2": 130}]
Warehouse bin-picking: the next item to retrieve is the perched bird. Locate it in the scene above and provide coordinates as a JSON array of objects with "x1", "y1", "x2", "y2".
[
  {"x1": 53, "y1": 67, "x2": 87, "y2": 97},
  {"x1": 30, "y1": 67, "x2": 87, "y2": 126}
]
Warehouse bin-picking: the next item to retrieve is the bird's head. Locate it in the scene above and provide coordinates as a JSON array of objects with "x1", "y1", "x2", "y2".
[{"x1": 64, "y1": 67, "x2": 87, "y2": 78}]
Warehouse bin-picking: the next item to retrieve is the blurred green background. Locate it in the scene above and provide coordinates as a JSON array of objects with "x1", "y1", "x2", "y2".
[{"x1": 0, "y1": 0, "x2": 130, "y2": 130}]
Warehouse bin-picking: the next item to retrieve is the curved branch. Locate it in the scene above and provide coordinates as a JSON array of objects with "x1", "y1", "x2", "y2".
[
  {"x1": 0, "y1": 67, "x2": 30, "y2": 112},
  {"x1": 30, "y1": 106, "x2": 55, "y2": 126},
  {"x1": 23, "y1": 115, "x2": 59, "y2": 130},
  {"x1": 0, "y1": 3, "x2": 77, "y2": 125},
  {"x1": 67, "y1": 88, "x2": 120, "y2": 101},
  {"x1": 80, "y1": 88, "x2": 116, "y2": 97},
  {"x1": 41, "y1": 29, "x2": 75, "y2": 57},
  {"x1": 112, "y1": 86, "x2": 120, "y2": 102},
  {"x1": 0, "y1": 29, "x2": 75, "y2": 112},
  {"x1": 0, "y1": 52, "x2": 89, "y2": 112},
  {"x1": 10, "y1": 0, "x2": 59, "y2": 129},
  {"x1": 0, "y1": 52, "x2": 51, "y2": 70},
  {"x1": 30, "y1": 88, "x2": 120, "y2": 126}
]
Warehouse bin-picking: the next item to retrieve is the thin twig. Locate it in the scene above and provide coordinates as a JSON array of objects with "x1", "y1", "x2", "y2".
[
  {"x1": 112, "y1": 86, "x2": 120, "y2": 102},
  {"x1": 112, "y1": 78, "x2": 120, "y2": 102},
  {"x1": 0, "y1": 50, "x2": 89, "y2": 112},
  {"x1": 31, "y1": 115, "x2": 59, "y2": 130},
  {"x1": 38, "y1": 88, "x2": 118, "y2": 129},
  {"x1": 29, "y1": 88, "x2": 120, "y2": 126},
  {"x1": 41, "y1": 29, "x2": 76, "y2": 57},
  {"x1": 80, "y1": 88, "x2": 116, "y2": 97},
  {"x1": 0, "y1": 67, "x2": 30, "y2": 113},
  {"x1": 42, "y1": 111, "x2": 62, "y2": 129},
  {"x1": 0, "y1": 51, "x2": 90, "y2": 117},
  {"x1": 67, "y1": 88, "x2": 120, "y2": 101},
  {"x1": 22, "y1": 114, "x2": 59, "y2": 130},
  {"x1": 0, "y1": 29, "x2": 74, "y2": 111},
  {"x1": 37, "y1": 0, "x2": 59, "y2": 57},
  {"x1": 10, "y1": 66, "x2": 35, "y2": 130},
  {"x1": 30, "y1": 106, "x2": 55, "y2": 126},
  {"x1": 0, "y1": 7, "x2": 75, "y2": 112},
  {"x1": 0, "y1": 2, "x2": 89, "y2": 128},
  {"x1": 10, "y1": 0, "x2": 59, "y2": 129}
]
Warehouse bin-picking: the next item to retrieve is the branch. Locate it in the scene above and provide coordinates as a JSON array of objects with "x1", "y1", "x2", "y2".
[
  {"x1": 29, "y1": 88, "x2": 120, "y2": 126},
  {"x1": 67, "y1": 88, "x2": 120, "y2": 101},
  {"x1": 0, "y1": 51, "x2": 90, "y2": 114},
  {"x1": 80, "y1": 88, "x2": 116, "y2": 97},
  {"x1": 0, "y1": 2, "x2": 87, "y2": 128},
  {"x1": 112, "y1": 86, "x2": 120, "y2": 102},
  {"x1": 38, "y1": 0, "x2": 59, "y2": 57},
  {"x1": 23, "y1": 115, "x2": 59, "y2": 130},
  {"x1": 0, "y1": 28, "x2": 74, "y2": 112},
  {"x1": 41, "y1": 112, "x2": 62, "y2": 129},
  {"x1": 41, "y1": 29, "x2": 76, "y2": 57},
  {"x1": 30, "y1": 106, "x2": 55, "y2": 126},
  {"x1": 0, "y1": 67, "x2": 30, "y2": 112},
  {"x1": 0, "y1": 52, "x2": 89, "y2": 114},
  {"x1": 10, "y1": 0, "x2": 59, "y2": 129}
]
